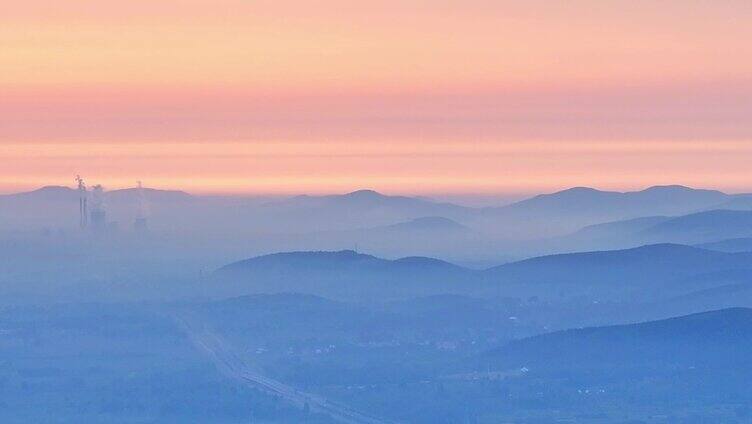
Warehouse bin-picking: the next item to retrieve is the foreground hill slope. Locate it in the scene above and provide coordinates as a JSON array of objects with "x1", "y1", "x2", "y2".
[
  {"x1": 487, "y1": 307, "x2": 752, "y2": 371},
  {"x1": 486, "y1": 243, "x2": 752, "y2": 283}
]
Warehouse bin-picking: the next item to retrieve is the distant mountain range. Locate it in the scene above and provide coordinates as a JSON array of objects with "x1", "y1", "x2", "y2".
[
  {"x1": 1, "y1": 185, "x2": 193, "y2": 203},
  {"x1": 0, "y1": 185, "x2": 195, "y2": 230},
  {"x1": 509, "y1": 185, "x2": 728, "y2": 214},
  {"x1": 4, "y1": 183, "x2": 746, "y2": 235},
  {"x1": 380, "y1": 216, "x2": 469, "y2": 232},
  {"x1": 5, "y1": 184, "x2": 752, "y2": 266},
  {"x1": 565, "y1": 215, "x2": 671, "y2": 243},
  {"x1": 697, "y1": 237, "x2": 752, "y2": 253},
  {"x1": 485, "y1": 243, "x2": 752, "y2": 300},
  {"x1": 213, "y1": 250, "x2": 475, "y2": 301},
  {"x1": 249, "y1": 189, "x2": 473, "y2": 232},
  {"x1": 250, "y1": 185, "x2": 749, "y2": 239},
  {"x1": 705, "y1": 194, "x2": 752, "y2": 211},
  {"x1": 8, "y1": 185, "x2": 752, "y2": 302},
  {"x1": 551, "y1": 209, "x2": 752, "y2": 253},
  {"x1": 642, "y1": 209, "x2": 752, "y2": 243},
  {"x1": 272, "y1": 216, "x2": 499, "y2": 266},
  {"x1": 213, "y1": 243, "x2": 752, "y2": 302},
  {"x1": 473, "y1": 185, "x2": 733, "y2": 237}
]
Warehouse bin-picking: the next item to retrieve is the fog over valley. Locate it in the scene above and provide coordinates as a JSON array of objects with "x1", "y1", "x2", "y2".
[{"x1": 2, "y1": 182, "x2": 752, "y2": 422}]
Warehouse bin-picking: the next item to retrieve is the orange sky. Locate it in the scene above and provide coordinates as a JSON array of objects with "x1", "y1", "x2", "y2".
[{"x1": 2, "y1": 1, "x2": 751, "y2": 195}]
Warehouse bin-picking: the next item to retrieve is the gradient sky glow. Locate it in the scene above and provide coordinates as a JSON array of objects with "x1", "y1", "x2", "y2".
[{"x1": 2, "y1": 0, "x2": 752, "y2": 195}]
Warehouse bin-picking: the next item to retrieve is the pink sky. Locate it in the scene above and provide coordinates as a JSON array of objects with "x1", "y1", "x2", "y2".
[{"x1": 2, "y1": 1, "x2": 751, "y2": 195}]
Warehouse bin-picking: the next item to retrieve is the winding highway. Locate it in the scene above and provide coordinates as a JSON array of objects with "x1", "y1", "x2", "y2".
[{"x1": 175, "y1": 313, "x2": 396, "y2": 424}]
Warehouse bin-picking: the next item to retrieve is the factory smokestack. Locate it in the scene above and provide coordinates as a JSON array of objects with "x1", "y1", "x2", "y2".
[{"x1": 76, "y1": 175, "x2": 88, "y2": 229}]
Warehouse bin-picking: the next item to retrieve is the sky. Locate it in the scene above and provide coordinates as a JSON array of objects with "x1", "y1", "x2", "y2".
[{"x1": 2, "y1": 0, "x2": 752, "y2": 196}]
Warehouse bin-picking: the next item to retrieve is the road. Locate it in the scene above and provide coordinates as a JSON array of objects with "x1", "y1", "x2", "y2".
[{"x1": 175, "y1": 313, "x2": 396, "y2": 424}]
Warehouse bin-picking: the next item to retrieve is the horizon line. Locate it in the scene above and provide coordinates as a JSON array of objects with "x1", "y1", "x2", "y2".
[{"x1": 3, "y1": 182, "x2": 749, "y2": 199}]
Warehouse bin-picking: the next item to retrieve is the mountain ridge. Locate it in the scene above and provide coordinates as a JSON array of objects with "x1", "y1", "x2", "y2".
[{"x1": 485, "y1": 307, "x2": 752, "y2": 370}]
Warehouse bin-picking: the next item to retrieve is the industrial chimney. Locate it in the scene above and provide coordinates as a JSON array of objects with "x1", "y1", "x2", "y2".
[{"x1": 76, "y1": 175, "x2": 88, "y2": 229}]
